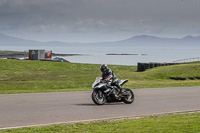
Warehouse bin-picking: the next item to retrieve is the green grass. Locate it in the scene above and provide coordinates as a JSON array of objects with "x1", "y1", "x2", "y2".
[
  {"x1": 1, "y1": 112, "x2": 200, "y2": 133},
  {"x1": 1, "y1": 59, "x2": 200, "y2": 94},
  {"x1": 0, "y1": 50, "x2": 25, "y2": 54}
]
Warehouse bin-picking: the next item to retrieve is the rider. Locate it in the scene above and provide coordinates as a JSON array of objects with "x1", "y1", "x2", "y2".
[{"x1": 100, "y1": 64, "x2": 122, "y2": 97}]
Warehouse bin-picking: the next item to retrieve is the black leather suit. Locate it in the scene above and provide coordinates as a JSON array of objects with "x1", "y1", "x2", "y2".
[{"x1": 102, "y1": 68, "x2": 121, "y2": 89}]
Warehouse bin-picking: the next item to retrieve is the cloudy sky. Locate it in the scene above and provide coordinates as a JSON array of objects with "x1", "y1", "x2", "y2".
[{"x1": 0, "y1": 0, "x2": 200, "y2": 42}]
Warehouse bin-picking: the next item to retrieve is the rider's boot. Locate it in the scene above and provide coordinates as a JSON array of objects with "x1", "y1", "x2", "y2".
[
  {"x1": 117, "y1": 86, "x2": 122, "y2": 97},
  {"x1": 113, "y1": 89, "x2": 118, "y2": 98}
]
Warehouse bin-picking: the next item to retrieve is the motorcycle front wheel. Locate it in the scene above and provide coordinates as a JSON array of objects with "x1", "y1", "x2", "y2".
[
  {"x1": 92, "y1": 90, "x2": 106, "y2": 105},
  {"x1": 122, "y1": 88, "x2": 134, "y2": 104}
]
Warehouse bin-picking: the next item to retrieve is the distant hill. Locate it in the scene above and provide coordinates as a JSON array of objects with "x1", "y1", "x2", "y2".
[
  {"x1": 0, "y1": 33, "x2": 44, "y2": 46},
  {"x1": 0, "y1": 33, "x2": 199, "y2": 47},
  {"x1": 111, "y1": 35, "x2": 200, "y2": 47}
]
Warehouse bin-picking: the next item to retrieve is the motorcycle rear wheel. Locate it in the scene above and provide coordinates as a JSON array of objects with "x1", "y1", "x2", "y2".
[
  {"x1": 122, "y1": 88, "x2": 134, "y2": 104},
  {"x1": 92, "y1": 90, "x2": 106, "y2": 105}
]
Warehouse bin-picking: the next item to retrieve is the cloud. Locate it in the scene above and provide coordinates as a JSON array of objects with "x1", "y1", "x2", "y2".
[{"x1": 0, "y1": 0, "x2": 200, "y2": 42}]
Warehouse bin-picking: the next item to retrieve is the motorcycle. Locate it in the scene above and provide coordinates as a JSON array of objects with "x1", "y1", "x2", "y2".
[{"x1": 91, "y1": 77, "x2": 134, "y2": 105}]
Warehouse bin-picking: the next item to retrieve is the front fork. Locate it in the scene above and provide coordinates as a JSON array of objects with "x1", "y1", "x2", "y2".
[{"x1": 97, "y1": 90, "x2": 103, "y2": 99}]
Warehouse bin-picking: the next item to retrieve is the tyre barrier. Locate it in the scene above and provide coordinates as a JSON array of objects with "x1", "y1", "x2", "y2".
[{"x1": 137, "y1": 62, "x2": 179, "y2": 72}]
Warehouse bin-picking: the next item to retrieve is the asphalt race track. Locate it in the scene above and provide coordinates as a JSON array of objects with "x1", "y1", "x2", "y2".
[{"x1": 0, "y1": 86, "x2": 200, "y2": 130}]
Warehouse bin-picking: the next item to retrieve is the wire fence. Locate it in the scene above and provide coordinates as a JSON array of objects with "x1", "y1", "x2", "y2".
[{"x1": 173, "y1": 57, "x2": 200, "y2": 63}]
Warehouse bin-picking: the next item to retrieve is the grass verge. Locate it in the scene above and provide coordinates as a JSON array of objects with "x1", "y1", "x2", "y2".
[{"x1": 1, "y1": 112, "x2": 200, "y2": 133}]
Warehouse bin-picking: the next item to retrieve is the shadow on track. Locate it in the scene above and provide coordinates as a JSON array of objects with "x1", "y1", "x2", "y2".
[
  {"x1": 75, "y1": 103, "x2": 97, "y2": 106},
  {"x1": 75, "y1": 102, "x2": 124, "y2": 106}
]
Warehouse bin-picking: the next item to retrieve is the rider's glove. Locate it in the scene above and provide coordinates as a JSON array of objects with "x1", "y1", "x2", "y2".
[{"x1": 104, "y1": 78, "x2": 110, "y2": 81}]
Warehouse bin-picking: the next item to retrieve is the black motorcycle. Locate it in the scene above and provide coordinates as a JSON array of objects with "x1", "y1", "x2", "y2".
[{"x1": 92, "y1": 77, "x2": 134, "y2": 105}]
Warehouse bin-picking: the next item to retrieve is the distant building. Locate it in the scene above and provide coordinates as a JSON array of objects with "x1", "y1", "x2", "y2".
[{"x1": 29, "y1": 50, "x2": 52, "y2": 60}]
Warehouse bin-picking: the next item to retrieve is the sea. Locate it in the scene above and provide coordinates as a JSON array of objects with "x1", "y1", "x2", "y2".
[{"x1": 1, "y1": 46, "x2": 200, "y2": 66}]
